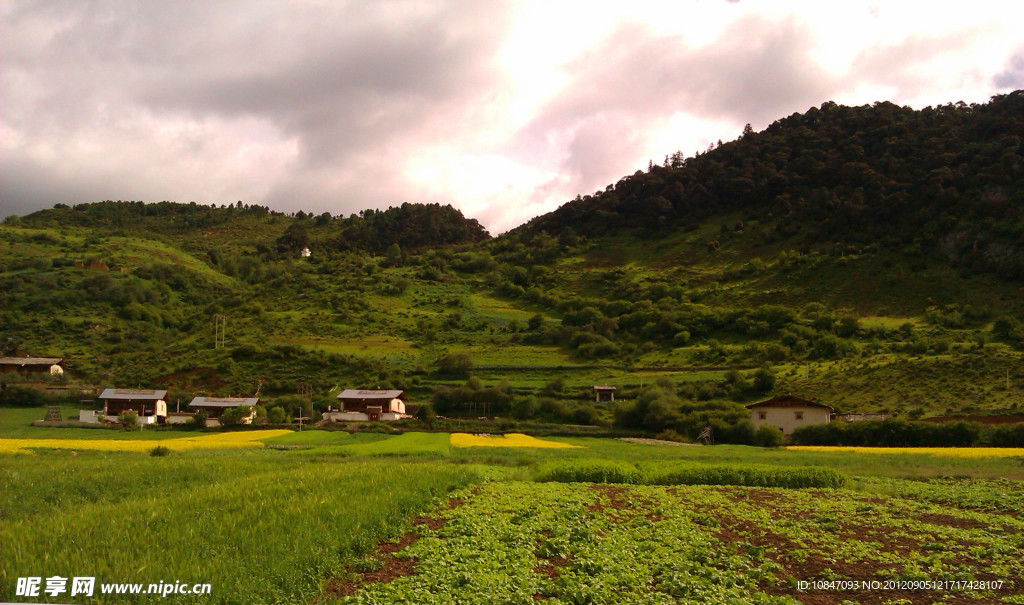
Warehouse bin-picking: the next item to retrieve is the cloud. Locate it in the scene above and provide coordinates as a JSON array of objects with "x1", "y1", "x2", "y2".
[
  {"x1": 514, "y1": 15, "x2": 835, "y2": 200},
  {"x1": 0, "y1": 0, "x2": 514, "y2": 217},
  {"x1": 994, "y1": 51, "x2": 1024, "y2": 89}
]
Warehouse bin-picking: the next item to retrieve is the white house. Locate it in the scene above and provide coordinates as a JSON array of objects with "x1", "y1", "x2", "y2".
[
  {"x1": 323, "y1": 389, "x2": 409, "y2": 422},
  {"x1": 746, "y1": 395, "x2": 833, "y2": 436},
  {"x1": 80, "y1": 388, "x2": 168, "y2": 425}
]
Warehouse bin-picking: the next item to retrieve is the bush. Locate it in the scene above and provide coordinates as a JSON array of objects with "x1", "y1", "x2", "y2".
[
  {"x1": 0, "y1": 385, "x2": 47, "y2": 407},
  {"x1": 436, "y1": 353, "x2": 474, "y2": 376},
  {"x1": 150, "y1": 445, "x2": 171, "y2": 457},
  {"x1": 754, "y1": 425, "x2": 785, "y2": 448},
  {"x1": 791, "y1": 419, "x2": 986, "y2": 447},
  {"x1": 535, "y1": 460, "x2": 845, "y2": 489}
]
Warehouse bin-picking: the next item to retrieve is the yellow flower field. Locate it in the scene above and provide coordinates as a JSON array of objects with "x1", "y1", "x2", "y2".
[
  {"x1": 449, "y1": 432, "x2": 580, "y2": 449},
  {"x1": 0, "y1": 430, "x2": 292, "y2": 454},
  {"x1": 788, "y1": 445, "x2": 1024, "y2": 458}
]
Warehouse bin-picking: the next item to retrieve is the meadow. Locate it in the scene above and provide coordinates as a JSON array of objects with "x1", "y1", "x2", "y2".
[{"x1": 3, "y1": 417, "x2": 1024, "y2": 604}]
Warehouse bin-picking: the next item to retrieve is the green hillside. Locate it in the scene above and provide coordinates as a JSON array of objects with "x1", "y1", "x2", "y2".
[{"x1": 3, "y1": 92, "x2": 1024, "y2": 437}]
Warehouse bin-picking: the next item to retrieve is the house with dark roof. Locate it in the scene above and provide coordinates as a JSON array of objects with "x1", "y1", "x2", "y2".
[
  {"x1": 80, "y1": 388, "x2": 168, "y2": 425},
  {"x1": 324, "y1": 389, "x2": 409, "y2": 422},
  {"x1": 0, "y1": 356, "x2": 65, "y2": 376},
  {"x1": 188, "y1": 396, "x2": 260, "y2": 427},
  {"x1": 746, "y1": 395, "x2": 834, "y2": 435}
]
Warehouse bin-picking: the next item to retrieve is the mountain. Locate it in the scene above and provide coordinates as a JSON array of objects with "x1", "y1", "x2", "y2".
[
  {"x1": 2, "y1": 92, "x2": 1023, "y2": 431},
  {"x1": 521, "y1": 90, "x2": 1024, "y2": 278}
]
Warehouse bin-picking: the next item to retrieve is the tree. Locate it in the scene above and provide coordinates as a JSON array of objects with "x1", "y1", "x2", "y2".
[
  {"x1": 267, "y1": 407, "x2": 287, "y2": 424},
  {"x1": 385, "y1": 243, "x2": 402, "y2": 267},
  {"x1": 415, "y1": 403, "x2": 437, "y2": 423},
  {"x1": 752, "y1": 367, "x2": 776, "y2": 392}
]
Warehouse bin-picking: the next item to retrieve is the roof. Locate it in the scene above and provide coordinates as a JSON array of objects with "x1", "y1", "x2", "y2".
[
  {"x1": 0, "y1": 357, "x2": 63, "y2": 366},
  {"x1": 337, "y1": 389, "x2": 405, "y2": 400},
  {"x1": 189, "y1": 396, "x2": 260, "y2": 408},
  {"x1": 593, "y1": 385, "x2": 617, "y2": 390},
  {"x1": 746, "y1": 395, "x2": 833, "y2": 411},
  {"x1": 99, "y1": 388, "x2": 168, "y2": 401}
]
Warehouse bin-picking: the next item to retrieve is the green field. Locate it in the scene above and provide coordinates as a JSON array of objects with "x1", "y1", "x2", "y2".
[{"x1": 3, "y1": 414, "x2": 1024, "y2": 603}]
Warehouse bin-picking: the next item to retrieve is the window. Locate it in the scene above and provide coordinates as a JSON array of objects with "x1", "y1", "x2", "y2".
[
  {"x1": 795, "y1": 411, "x2": 804, "y2": 420},
  {"x1": 758, "y1": 411, "x2": 767, "y2": 420}
]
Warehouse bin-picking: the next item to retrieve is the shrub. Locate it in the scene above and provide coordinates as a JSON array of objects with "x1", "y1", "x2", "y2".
[
  {"x1": 436, "y1": 353, "x2": 474, "y2": 376},
  {"x1": 149, "y1": 445, "x2": 171, "y2": 457},
  {"x1": 535, "y1": 460, "x2": 845, "y2": 489},
  {"x1": 219, "y1": 405, "x2": 252, "y2": 427},
  {"x1": 754, "y1": 425, "x2": 785, "y2": 448},
  {"x1": 0, "y1": 385, "x2": 47, "y2": 407}
]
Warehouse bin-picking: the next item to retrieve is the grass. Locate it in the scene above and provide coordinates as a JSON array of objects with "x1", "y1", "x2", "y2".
[{"x1": 0, "y1": 455, "x2": 481, "y2": 604}]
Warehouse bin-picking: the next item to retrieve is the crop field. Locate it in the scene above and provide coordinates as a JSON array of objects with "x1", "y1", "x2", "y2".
[
  {"x1": 449, "y1": 433, "x2": 581, "y2": 449},
  {"x1": 329, "y1": 481, "x2": 1024, "y2": 605},
  {"x1": 2, "y1": 424, "x2": 1024, "y2": 604},
  {"x1": 0, "y1": 429, "x2": 291, "y2": 453}
]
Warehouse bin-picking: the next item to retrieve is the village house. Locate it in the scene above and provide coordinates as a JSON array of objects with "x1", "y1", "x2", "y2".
[
  {"x1": 746, "y1": 395, "x2": 833, "y2": 436},
  {"x1": 80, "y1": 388, "x2": 168, "y2": 425},
  {"x1": 0, "y1": 356, "x2": 65, "y2": 377},
  {"x1": 323, "y1": 389, "x2": 409, "y2": 422},
  {"x1": 187, "y1": 396, "x2": 260, "y2": 427}
]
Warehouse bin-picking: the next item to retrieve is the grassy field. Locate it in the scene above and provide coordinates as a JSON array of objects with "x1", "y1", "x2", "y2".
[{"x1": 3, "y1": 420, "x2": 1024, "y2": 603}]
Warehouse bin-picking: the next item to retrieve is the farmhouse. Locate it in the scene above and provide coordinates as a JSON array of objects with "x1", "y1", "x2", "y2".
[
  {"x1": 80, "y1": 388, "x2": 168, "y2": 425},
  {"x1": 324, "y1": 389, "x2": 409, "y2": 422},
  {"x1": 0, "y1": 356, "x2": 65, "y2": 376},
  {"x1": 746, "y1": 395, "x2": 833, "y2": 436},
  {"x1": 188, "y1": 396, "x2": 260, "y2": 427}
]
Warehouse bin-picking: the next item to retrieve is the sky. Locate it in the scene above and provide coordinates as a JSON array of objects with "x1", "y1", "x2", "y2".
[{"x1": 2, "y1": 1, "x2": 1023, "y2": 234}]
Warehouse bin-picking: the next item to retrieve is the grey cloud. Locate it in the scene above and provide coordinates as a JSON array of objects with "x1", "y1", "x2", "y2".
[
  {"x1": 1, "y1": 0, "x2": 513, "y2": 217},
  {"x1": 994, "y1": 51, "x2": 1024, "y2": 89}
]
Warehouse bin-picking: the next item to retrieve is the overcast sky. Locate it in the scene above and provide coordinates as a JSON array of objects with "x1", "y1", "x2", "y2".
[{"x1": 2, "y1": 1, "x2": 1023, "y2": 233}]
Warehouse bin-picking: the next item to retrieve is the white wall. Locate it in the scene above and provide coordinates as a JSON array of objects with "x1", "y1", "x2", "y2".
[{"x1": 750, "y1": 406, "x2": 831, "y2": 435}]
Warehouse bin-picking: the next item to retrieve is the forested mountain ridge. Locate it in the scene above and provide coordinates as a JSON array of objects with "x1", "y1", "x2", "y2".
[{"x1": 520, "y1": 90, "x2": 1024, "y2": 278}]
